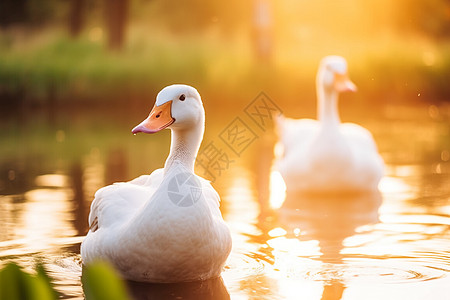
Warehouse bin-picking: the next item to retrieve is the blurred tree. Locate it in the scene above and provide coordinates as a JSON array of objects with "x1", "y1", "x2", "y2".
[
  {"x1": 105, "y1": 0, "x2": 129, "y2": 50},
  {"x1": 0, "y1": 0, "x2": 28, "y2": 26},
  {"x1": 68, "y1": 0, "x2": 85, "y2": 37},
  {"x1": 0, "y1": 0, "x2": 58, "y2": 27},
  {"x1": 26, "y1": 0, "x2": 58, "y2": 24}
]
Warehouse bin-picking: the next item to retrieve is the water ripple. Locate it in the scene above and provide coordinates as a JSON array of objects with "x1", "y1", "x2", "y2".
[{"x1": 302, "y1": 262, "x2": 448, "y2": 284}]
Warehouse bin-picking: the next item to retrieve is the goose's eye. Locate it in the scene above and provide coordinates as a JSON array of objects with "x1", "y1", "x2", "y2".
[{"x1": 179, "y1": 94, "x2": 186, "y2": 101}]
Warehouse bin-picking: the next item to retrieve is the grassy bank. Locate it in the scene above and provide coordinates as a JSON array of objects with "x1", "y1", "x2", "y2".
[{"x1": 0, "y1": 26, "x2": 449, "y2": 113}]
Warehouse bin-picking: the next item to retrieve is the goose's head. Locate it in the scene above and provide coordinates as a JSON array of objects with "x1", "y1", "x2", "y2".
[
  {"x1": 132, "y1": 84, "x2": 204, "y2": 134},
  {"x1": 317, "y1": 56, "x2": 357, "y2": 93}
]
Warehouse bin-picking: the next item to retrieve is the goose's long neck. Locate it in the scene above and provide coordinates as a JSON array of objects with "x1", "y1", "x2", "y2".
[
  {"x1": 317, "y1": 84, "x2": 341, "y2": 129},
  {"x1": 164, "y1": 123, "x2": 204, "y2": 174}
]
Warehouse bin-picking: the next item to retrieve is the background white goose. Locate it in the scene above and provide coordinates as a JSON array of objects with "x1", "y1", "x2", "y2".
[
  {"x1": 275, "y1": 56, "x2": 384, "y2": 193},
  {"x1": 81, "y1": 84, "x2": 232, "y2": 283}
]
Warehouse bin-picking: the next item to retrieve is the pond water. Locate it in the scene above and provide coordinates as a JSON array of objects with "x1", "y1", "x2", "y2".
[{"x1": 0, "y1": 99, "x2": 449, "y2": 299}]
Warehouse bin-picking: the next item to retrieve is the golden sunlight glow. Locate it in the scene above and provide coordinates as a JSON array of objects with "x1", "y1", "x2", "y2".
[
  {"x1": 83, "y1": 147, "x2": 106, "y2": 202},
  {"x1": 222, "y1": 166, "x2": 262, "y2": 246},
  {"x1": 89, "y1": 27, "x2": 103, "y2": 42},
  {"x1": 35, "y1": 174, "x2": 70, "y2": 188},
  {"x1": 276, "y1": 279, "x2": 324, "y2": 300},
  {"x1": 380, "y1": 214, "x2": 450, "y2": 226},
  {"x1": 422, "y1": 50, "x2": 436, "y2": 66},
  {"x1": 0, "y1": 196, "x2": 14, "y2": 241},
  {"x1": 268, "y1": 227, "x2": 287, "y2": 238},
  {"x1": 267, "y1": 238, "x2": 321, "y2": 258},
  {"x1": 16, "y1": 186, "x2": 77, "y2": 252},
  {"x1": 378, "y1": 176, "x2": 413, "y2": 195},
  {"x1": 269, "y1": 171, "x2": 286, "y2": 209}
]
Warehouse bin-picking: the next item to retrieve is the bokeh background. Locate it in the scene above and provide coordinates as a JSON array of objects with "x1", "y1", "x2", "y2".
[{"x1": 1, "y1": 0, "x2": 450, "y2": 106}]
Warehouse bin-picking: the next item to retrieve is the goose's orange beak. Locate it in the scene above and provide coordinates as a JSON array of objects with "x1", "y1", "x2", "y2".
[
  {"x1": 334, "y1": 73, "x2": 357, "y2": 93},
  {"x1": 132, "y1": 101, "x2": 175, "y2": 134}
]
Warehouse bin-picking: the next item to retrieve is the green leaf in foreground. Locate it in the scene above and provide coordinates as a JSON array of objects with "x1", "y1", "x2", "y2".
[
  {"x1": 0, "y1": 262, "x2": 57, "y2": 300},
  {"x1": 82, "y1": 261, "x2": 130, "y2": 300}
]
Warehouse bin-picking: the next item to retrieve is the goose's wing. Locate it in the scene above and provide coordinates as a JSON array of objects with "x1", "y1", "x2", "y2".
[
  {"x1": 341, "y1": 123, "x2": 378, "y2": 151},
  {"x1": 88, "y1": 168, "x2": 164, "y2": 232},
  {"x1": 198, "y1": 177, "x2": 222, "y2": 213},
  {"x1": 276, "y1": 115, "x2": 319, "y2": 157},
  {"x1": 341, "y1": 123, "x2": 384, "y2": 183},
  {"x1": 128, "y1": 168, "x2": 164, "y2": 187}
]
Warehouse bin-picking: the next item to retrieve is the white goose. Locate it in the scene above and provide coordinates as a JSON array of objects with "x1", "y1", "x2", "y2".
[
  {"x1": 81, "y1": 84, "x2": 232, "y2": 283},
  {"x1": 275, "y1": 56, "x2": 384, "y2": 193}
]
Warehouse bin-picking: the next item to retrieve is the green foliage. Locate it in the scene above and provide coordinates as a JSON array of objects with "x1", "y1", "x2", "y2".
[
  {"x1": 0, "y1": 32, "x2": 228, "y2": 102},
  {"x1": 0, "y1": 262, "x2": 57, "y2": 300},
  {"x1": 0, "y1": 261, "x2": 131, "y2": 300},
  {"x1": 1, "y1": 0, "x2": 450, "y2": 105},
  {"x1": 81, "y1": 261, "x2": 130, "y2": 300}
]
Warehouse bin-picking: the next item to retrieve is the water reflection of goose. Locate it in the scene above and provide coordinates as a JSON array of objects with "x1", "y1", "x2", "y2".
[
  {"x1": 278, "y1": 191, "x2": 382, "y2": 263},
  {"x1": 81, "y1": 85, "x2": 231, "y2": 283},
  {"x1": 275, "y1": 56, "x2": 384, "y2": 193},
  {"x1": 278, "y1": 191, "x2": 382, "y2": 300},
  {"x1": 125, "y1": 276, "x2": 230, "y2": 300}
]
